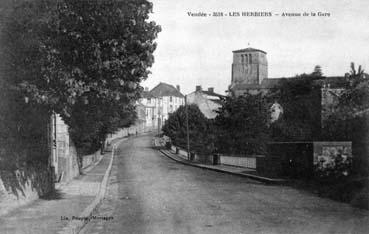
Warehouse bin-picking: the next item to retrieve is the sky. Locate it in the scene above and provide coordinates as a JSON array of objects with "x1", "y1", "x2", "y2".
[{"x1": 142, "y1": 0, "x2": 369, "y2": 95}]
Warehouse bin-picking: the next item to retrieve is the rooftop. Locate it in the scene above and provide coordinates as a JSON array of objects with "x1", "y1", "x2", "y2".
[
  {"x1": 149, "y1": 82, "x2": 184, "y2": 98},
  {"x1": 232, "y1": 76, "x2": 349, "y2": 90},
  {"x1": 201, "y1": 90, "x2": 225, "y2": 98},
  {"x1": 141, "y1": 90, "x2": 155, "y2": 99},
  {"x1": 232, "y1": 47, "x2": 267, "y2": 54}
]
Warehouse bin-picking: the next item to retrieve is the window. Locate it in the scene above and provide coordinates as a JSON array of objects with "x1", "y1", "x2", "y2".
[
  {"x1": 147, "y1": 98, "x2": 151, "y2": 104},
  {"x1": 170, "y1": 96, "x2": 172, "y2": 102},
  {"x1": 241, "y1": 54, "x2": 244, "y2": 63},
  {"x1": 249, "y1": 54, "x2": 252, "y2": 64}
]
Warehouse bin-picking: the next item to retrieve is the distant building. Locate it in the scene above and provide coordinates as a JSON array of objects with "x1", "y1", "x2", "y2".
[
  {"x1": 186, "y1": 86, "x2": 225, "y2": 119},
  {"x1": 140, "y1": 89, "x2": 157, "y2": 130},
  {"x1": 228, "y1": 47, "x2": 355, "y2": 123},
  {"x1": 229, "y1": 47, "x2": 268, "y2": 96},
  {"x1": 140, "y1": 82, "x2": 185, "y2": 131}
]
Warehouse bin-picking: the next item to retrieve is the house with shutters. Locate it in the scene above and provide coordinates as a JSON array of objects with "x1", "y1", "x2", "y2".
[
  {"x1": 186, "y1": 86, "x2": 225, "y2": 119},
  {"x1": 140, "y1": 82, "x2": 185, "y2": 131}
]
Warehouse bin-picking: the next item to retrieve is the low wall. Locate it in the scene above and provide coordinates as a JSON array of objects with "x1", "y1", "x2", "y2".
[
  {"x1": 106, "y1": 124, "x2": 152, "y2": 145},
  {"x1": 313, "y1": 141, "x2": 352, "y2": 165},
  {"x1": 81, "y1": 151, "x2": 103, "y2": 169},
  {"x1": 171, "y1": 146, "x2": 188, "y2": 160},
  {"x1": 220, "y1": 156, "x2": 257, "y2": 169},
  {"x1": 261, "y1": 141, "x2": 352, "y2": 179},
  {"x1": 0, "y1": 163, "x2": 53, "y2": 217},
  {"x1": 170, "y1": 145, "x2": 259, "y2": 168}
]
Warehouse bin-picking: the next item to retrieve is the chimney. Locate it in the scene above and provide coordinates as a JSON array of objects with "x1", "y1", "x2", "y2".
[
  {"x1": 196, "y1": 85, "x2": 202, "y2": 91},
  {"x1": 208, "y1": 87, "x2": 214, "y2": 93},
  {"x1": 144, "y1": 87, "x2": 149, "y2": 91},
  {"x1": 176, "y1": 85, "x2": 180, "y2": 92}
]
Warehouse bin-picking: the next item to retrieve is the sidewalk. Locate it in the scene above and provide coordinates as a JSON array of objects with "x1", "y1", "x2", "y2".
[
  {"x1": 0, "y1": 147, "x2": 114, "y2": 234},
  {"x1": 154, "y1": 138, "x2": 287, "y2": 184}
]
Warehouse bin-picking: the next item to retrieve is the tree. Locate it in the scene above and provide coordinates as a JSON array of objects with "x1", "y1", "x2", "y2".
[
  {"x1": 311, "y1": 65, "x2": 323, "y2": 77},
  {"x1": 268, "y1": 76, "x2": 322, "y2": 141},
  {"x1": 322, "y1": 63, "x2": 368, "y2": 175},
  {"x1": 0, "y1": 0, "x2": 161, "y2": 156},
  {"x1": 162, "y1": 105, "x2": 215, "y2": 155},
  {"x1": 215, "y1": 94, "x2": 270, "y2": 155},
  {"x1": 340, "y1": 62, "x2": 368, "y2": 113}
]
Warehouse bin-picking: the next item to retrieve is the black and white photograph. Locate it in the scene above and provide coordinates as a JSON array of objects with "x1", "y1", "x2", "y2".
[{"x1": 0, "y1": 0, "x2": 368, "y2": 233}]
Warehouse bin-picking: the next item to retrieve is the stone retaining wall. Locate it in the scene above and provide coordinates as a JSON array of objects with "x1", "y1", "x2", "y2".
[{"x1": 0, "y1": 163, "x2": 53, "y2": 217}]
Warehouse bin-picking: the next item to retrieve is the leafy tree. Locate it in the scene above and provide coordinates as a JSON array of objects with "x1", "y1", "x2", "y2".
[
  {"x1": 340, "y1": 63, "x2": 368, "y2": 113},
  {"x1": 268, "y1": 76, "x2": 322, "y2": 141},
  {"x1": 1, "y1": 0, "x2": 160, "y2": 155},
  {"x1": 162, "y1": 105, "x2": 215, "y2": 155},
  {"x1": 322, "y1": 63, "x2": 368, "y2": 175},
  {"x1": 215, "y1": 94, "x2": 270, "y2": 155}
]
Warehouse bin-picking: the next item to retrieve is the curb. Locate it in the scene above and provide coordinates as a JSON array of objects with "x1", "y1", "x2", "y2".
[
  {"x1": 59, "y1": 138, "x2": 127, "y2": 234},
  {"x1": 158, "y1": 147, "x2": 287, "y2": 185}
]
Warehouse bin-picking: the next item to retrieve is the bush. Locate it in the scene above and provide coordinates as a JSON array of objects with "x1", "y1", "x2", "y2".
[
  {"x1": 268, "y1": 76, "x2": 322, "y2": 141},
  {"x1": 162, "y1": 104, "x2": 215, "y2": 155},
  {"x1": 215, "y1": 94, "x2": 270, "y2": 155}
]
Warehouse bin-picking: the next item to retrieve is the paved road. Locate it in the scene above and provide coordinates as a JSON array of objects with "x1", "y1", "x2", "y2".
[{"x1": 82, "y1": 134, "x2": 369, "y2": 234}]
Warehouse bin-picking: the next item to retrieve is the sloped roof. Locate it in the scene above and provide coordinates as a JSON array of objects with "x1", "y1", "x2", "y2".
[
  {"x1": 209, "y1": 99, "x2": 223, "y2": 105},
  {"x1": 149, "y1": 82, "x2": 184, "y2": 98},
  {"x1": 141, "y1": 91, "x2": 155, "y2": 99},
  {"x1": 201, "y1": 90, "x2": 226, "y2": 98},
  {"x1": 232, "y1": 76, "x2": 348, "y2": 90},
  {"x1": 232, "y1": 47, "x2": 267, "y2": 54},
  {"x1": 260, "y1": 78, "x2": 285, "y2": 88},
  {"x1": 313, "y1": 76, "x2": 348, "y2": 88}
]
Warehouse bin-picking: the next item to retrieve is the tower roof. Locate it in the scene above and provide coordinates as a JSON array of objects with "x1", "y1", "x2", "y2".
[{"x1": 232, "y1": 47, "x2": 267, "y2": 54}]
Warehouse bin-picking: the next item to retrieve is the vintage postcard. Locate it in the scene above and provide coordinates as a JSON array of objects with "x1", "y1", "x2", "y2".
[{"x1": 0, "y1": 0, "x2": 368, "y2": 233}]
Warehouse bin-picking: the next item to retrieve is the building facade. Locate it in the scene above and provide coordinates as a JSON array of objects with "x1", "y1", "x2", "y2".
[
  {"x1": 229, "y1": 47, "x2": 268, "y2": 96},
  {"x1": 186, "y1": 86, "x2": 224, "y2": 119},
  {"x1": 140, "y1": 82, "x2": 185, "y2": 131},
  {"x1": 228, "y1": 47, "x2": 351, "y2": 121}
]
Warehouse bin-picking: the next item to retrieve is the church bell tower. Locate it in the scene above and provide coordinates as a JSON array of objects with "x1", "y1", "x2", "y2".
[{"x1": 230, "y1": 47, "x2": 268, "y2": 93}]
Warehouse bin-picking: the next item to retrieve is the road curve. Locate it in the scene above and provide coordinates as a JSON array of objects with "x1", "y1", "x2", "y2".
[{"x1": 81, "y1": 134, "x2": 369, "y2": 234}]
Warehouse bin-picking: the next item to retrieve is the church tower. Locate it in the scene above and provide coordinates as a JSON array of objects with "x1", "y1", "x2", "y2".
[{"x1": 230, "y1": 48, "x2": 268, "y2": 95}]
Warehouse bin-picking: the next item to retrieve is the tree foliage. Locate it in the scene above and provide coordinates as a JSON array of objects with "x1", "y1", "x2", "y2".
[
  {"x1": 322, "y1": 63, "x2": 368, "y2": 175},
  {"x1": 323, "y1": 63, "x2": 368, "y2": 138},
  {"x1": 215, "y1": 94, "x2": 270, "y2": 155},
  {"x1": 339, "y1": 63, "x2": 368, "y2": 115},
  {"x1": 268, "y1": 75, "x2": 322, "y2": 141},
  {"x1": 162, "y1": 104, "x2": 215, "y2": 155},
  {"x1": 1, "y1": 0, "x2": 160, "y2": 154}
]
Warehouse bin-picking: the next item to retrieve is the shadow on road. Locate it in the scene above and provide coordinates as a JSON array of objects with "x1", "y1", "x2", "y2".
[{"x1": 39, "y1": 189, "x2": 65, "y2": 200}]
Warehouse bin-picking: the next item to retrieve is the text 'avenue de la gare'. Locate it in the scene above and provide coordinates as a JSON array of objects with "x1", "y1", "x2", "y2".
[{"x1": 187, "y1": 11, "x2": 331, "y2": 17}]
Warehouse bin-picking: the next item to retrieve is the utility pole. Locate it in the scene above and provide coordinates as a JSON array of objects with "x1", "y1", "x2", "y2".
[
  {"x1": 157, "y1": 97, "x2": 162, "y2": 135},
  {"x1": 49, "y1": 112, "x2": 57, "y2": 181},
  {"x1": 185, "y1": 95, "x2": 190, "y2": 160}
]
